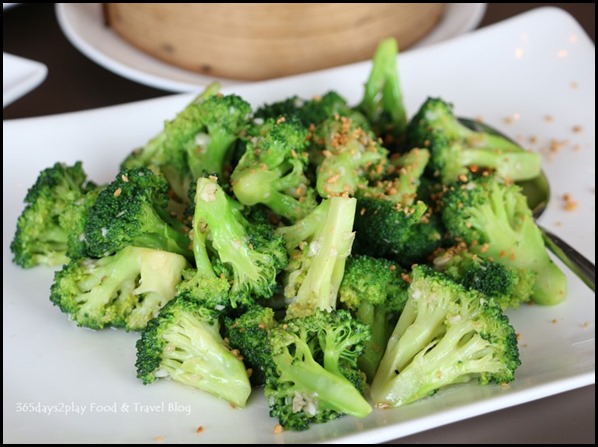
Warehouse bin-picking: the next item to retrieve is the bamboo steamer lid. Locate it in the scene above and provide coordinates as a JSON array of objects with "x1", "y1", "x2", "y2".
[{"x1": 104, "y1": 3, "x2": 445, "y2": 81}]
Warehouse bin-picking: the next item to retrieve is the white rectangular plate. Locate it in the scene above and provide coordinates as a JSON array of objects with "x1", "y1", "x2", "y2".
[
  {"x1": 3, "y1": 52, "x2": 47, "y2": 107},
  {"x1": 2, "y1": 7, "x2": 595, "y2": 444}
]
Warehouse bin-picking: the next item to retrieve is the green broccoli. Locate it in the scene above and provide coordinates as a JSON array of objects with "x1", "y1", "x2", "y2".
[
  {"x1": 225, "y1": 304, "x2": 278, "y2": 386},
  {"x1": 339, "y1": 255, "x2": 409, "y2": 381},
  {"x1": 84, "y1": 167, "x2": 193, "y2": 260},
  {"x1": 255, "y1": 91, "x2": 351, "y2": 129},
  {"x1": 59, "y1": 186, "x2": 104, "y2": 260},
  {"x1": 276, "y1": 196, "x2": 356, "y2": 319},
  {"x1": 275, "y1": 198, "x2": 330, "y2": 252},
  {"x1": 370, "y1": 265, "x2": 521, "y2": 408},
  {"x1": 172, "y1": 175, "x2": 235, "y2": 311},
  {"x1": 265, "y1": 309, "x2": 371, "y2": 431},
  {"x1": 50, "y1": 246, "x2": 189, "y2": 330},
  {"x1": 193, "y1": 176, "x2": 288, "y2": 305},
  {"x1": 121, "y1": 83, "x2": 220, "y2": 200},
  {"x1": 353, "y1": 148, "x2": 444, "y2": 265},
  {"x1": 432, "y1": 245, "x2": 536, "y2": 310},
  {"x1": 256, "y1": 91, "x2": 374, "y2": 176},
  {"x1": 358, "y1": 37, "x2": 408, "y2": 150},
  {"x1": 231, "y1": 118, "x2": 317, "y2": 222},
  {"x1": 11, "y1": 161, "x2": 96, "y2": 268},
  {"x1": 135, "y1": 296, "x2": 252, "y2": 408},
  {"x1": 406, "y1": 98, "x2": 541, "y2": 183},
  {"x1": 184, "y1": 93, "x2": 252, "y2": 179},
  {"x1": 441, "y1": 174, "x2": 567, "y2": 305},
  {"x1": 316, "y1": 113, "x2": 388, "y2": 198},
  {"x1": 122, "y1": 84, "x2": 251, "y2": 198}
]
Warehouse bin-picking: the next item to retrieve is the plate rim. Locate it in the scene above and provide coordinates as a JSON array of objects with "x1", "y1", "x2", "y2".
[{"x1": 54, "y1": 3, "x2": 487, "y2": 93}]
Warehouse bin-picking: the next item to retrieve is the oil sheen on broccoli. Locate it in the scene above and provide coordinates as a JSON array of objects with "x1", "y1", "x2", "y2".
[{"x1": 371, "y1": 265, "x2": 521, "y2": 408}]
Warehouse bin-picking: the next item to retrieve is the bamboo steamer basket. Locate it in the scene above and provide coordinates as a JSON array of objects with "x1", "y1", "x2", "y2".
[{"x1": 104, "y1": 3, "x2": 445, "y2": 81}]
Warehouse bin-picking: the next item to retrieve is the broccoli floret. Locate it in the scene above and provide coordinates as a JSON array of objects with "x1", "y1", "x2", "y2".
[
  {"x1": 122, "y1": 83, "x2": 221, "y2": 200},
  {"x1": 50, "y1": 246, "x2": 189, "y2": 330},
  {"x1": 225, "y1": 304, "x2": 278, "y2": 386},
  {"x1": 276, "y1": 196, "x2": 356, "y2": 319},
  {"x1": 358, "y1": 37, "x2": 408, "y2": 150},
  {"x1": 339, "y1": 255, "x2": 409, "y2": 381},
  {"x1": 135, "y1": 297, "x2": 252, "y2": 408},
  {"x1": 84, "y1": 167, "x2": 193, "y2": 260},
  {"x1": 172, "y1": 175, "x2": 235, "y2": 311},
  {"x1": 255, "y1": 91, "x2": 351, "y2": 130},
  {"x1": 184, "y1": 93, "x2": 253, "y2": 179},
  {"x1": 231, "y1": 118, "x2": 317, "y2": 222},
  {"x1": 353, "y1": 148, "x2": 443, "y2": 265},
  {"x1": 432, "y1": 245, "x2": 536, "y2": 310},
  {"x1": 265, "y1": 309, "x2": 371, "y2": 431},
  {"x1": 370, "y1": 265, "x2": 521, "y2": 408},
  {"x1": 122, "y1": 84, "x2": 251, "y2": 198},
  {"x1": 442, "y1": 175, "x2": 567, "y2": 305},
  {"x1": 256, "y1": 91, "x2": 372, "y2": 175},
  {"x1": 174, "y1": 267, "x2": 231, "y2": 310},
  {"x1": 353, "y1": 197, "x2": 443, "y2": 265},
  {"x1": 406, "y1": 98, "x2": 541, "y2": 182},
  {"x1": 11, "y1": 161, "x2": 96, "y2": 268},
  {"x1": 316, "y1": 113, "x2": 388, "y2": 198},
  {"x1": 427, "y1": 129, "x2": 541, "y2": 184},
  {"x1": 194, "y1": 176, "x2": 288, "y2": 305},
  {"x1": 59, "y1": 186, "x2": 105, "y2": 260}
]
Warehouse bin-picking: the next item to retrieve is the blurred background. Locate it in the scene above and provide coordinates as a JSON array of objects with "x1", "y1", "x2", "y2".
[{"x1": 3, "y1": 3, "x2": 595, "y2": 119}]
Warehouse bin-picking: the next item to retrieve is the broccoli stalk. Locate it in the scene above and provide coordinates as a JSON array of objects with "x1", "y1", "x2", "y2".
[
  {"x1": 276, "y1": 196, "x2": 357, "y2": 319},
  {"x1": 11, "y1": 161, "x2": 96, "y2": 268},
  {"x1": 406, "y1": 98, "x2": 541, "y2": 182},
  {"x1": 370, "y1": 266, "x2": 521, "y2": 408},
  {"x1": 50, "y1": 246, "x2": 189, "y2": 330},
  {"x1": 339, "y1": 255, "x2": 409, "y2": 381},
  {"x1": 231, "y1": 118, "x2": 317, "y2": 222},
  {"x1": 358, "y1": 37, "x2": 408, "y2": 149},
  {"x1": 442, "y1": 175, "x2": 567, "y2": 305},
  {"x1": 135, "y1": 297, "x2": 252, "y2": 408},
  {"x1": 194, "y1": 176, "x2": 287, "y2": 304},
  {"x1": 275, "y1": 199, "x2": 330, "y2": 252},
  {"x1": 265, "y1": 309, "x2": 371, "y2": 431},
  {"x1": 172, "y1": 175, "x2": 234, "y2": 311}
]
